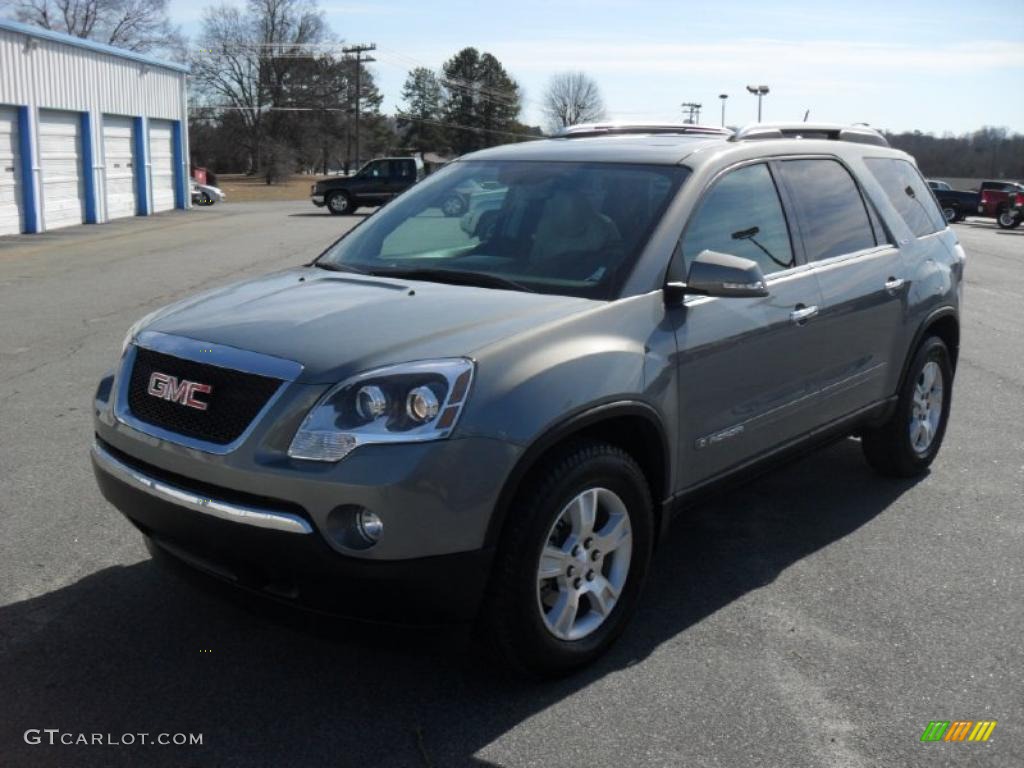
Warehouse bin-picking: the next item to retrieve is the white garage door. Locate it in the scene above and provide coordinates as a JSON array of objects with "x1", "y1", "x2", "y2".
[
  {"x1": 0, "y1": 107, "x2": 24, "y2": 236},
  {"x1": 149, "y1": 120, "x2": 175, "y2": 213},
  {"x1": 39, "y1": 110, "x2": 85, "y2": 230},
  {"x1": 103, "y1": 116, "x2": 136, "y2": 220}
]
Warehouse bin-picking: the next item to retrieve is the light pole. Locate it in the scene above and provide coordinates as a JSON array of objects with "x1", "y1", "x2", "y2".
[
  {"x1": 718, "y1": 93, "x2": 728, "y2": 127},
  {"x1": 746, "y1": 84, "x2": 769, "y2": 122}
]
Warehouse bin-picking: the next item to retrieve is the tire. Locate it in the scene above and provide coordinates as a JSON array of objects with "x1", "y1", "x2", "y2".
[
  {"x1": 862, "y1": 336, "x2": 953, "y2": 478},
  {"x1": 441, "y1": 193, "x2": 468, "y2": 217},
  {"x1": 326, "y1": 191, "x2": 353, "y2": 215},
  {"x1": 199, "y1": 192, "x2": 214, "y2": 206},
  {"x1": 997, "y1": 209, "x2": 1021, "y2": 229},
  {"x1": 941, "y1": 205, "x2": 957, "y2": 223},
  {"x1": 479, "y1": 440, "x2": 654, "y2": 678}
]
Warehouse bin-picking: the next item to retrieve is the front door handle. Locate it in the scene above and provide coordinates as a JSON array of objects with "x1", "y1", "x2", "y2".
[
  {"x1": 884, "y1": 277, "x2": 906, "y2": 293},
  {"x1": 790, "y1": 305, "x2": 819, "y2": 325}
]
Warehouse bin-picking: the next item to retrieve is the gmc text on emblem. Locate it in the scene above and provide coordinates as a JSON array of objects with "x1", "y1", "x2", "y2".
[{"x1": 147, "y1": 372, "x2": 213, "y2": 411}]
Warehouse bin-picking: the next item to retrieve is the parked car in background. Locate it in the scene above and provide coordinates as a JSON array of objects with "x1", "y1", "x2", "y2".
[
  {"x1": 190, "y1": 179, "x2": 225, "y2": 206},
  {"x1": 976, "y1": 180, "x2": 1024, "y2": 229},
  {"x1": 311, "y1": 156, "x2": 425, "y2": 215},
  {"x1": 93, "y1": 122, "x2": 964, "y2": 677},
  {"x1": 926, "y1": 180, "x2": 977, "y2": 223}
]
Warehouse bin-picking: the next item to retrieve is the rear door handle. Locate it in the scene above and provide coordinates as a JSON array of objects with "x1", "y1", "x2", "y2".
[
  {"x1": 790, "y1": 305, "x2": 819, "y2": 324},
  {"x1": 884, "y1": 277, "x2": 905, "y2": 292}
]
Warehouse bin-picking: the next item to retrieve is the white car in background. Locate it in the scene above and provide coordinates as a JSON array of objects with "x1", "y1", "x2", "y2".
[{"x1": 190, "y1": 179, "x2": 226, "y2": 206}]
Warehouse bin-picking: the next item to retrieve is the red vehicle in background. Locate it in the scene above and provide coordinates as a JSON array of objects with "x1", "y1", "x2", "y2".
[
  {"x1": 1009, "y1": 190, "x2": 1024, "y2": 229},
  {"x1": 977, "y1": 180, "x2": 1024, "y2": 229}
]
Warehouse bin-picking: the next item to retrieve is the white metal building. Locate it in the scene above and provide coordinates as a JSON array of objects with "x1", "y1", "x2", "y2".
[{"x1": 0, "y1": 19, "x2": 189, "y2": 236}]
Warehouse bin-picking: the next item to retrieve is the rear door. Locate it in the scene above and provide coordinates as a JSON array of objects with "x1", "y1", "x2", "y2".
[
  {"x1": 773, "y1": 157, "x2": 906, "y2": 422},
  {"x1": 672, "y1": 161, "x2": 829, "y2": 486},
  {"x1": 387, "y1": 159, "x2": 417, "y2": 198}
]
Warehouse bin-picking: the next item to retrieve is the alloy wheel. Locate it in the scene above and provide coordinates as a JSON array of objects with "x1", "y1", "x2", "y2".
[
  {"x1": 536, "y1": 487, "x2": 633, "y2": 641},
  {"x1": 909, "y1": 360, "x2": 944, "y2": 455}
]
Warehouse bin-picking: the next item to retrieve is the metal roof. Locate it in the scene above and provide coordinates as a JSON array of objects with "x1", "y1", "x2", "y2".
[{"x1": 0, "y1": 18, "x2": 189, "y2": 74}]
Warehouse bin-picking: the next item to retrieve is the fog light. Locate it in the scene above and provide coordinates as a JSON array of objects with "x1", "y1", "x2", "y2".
[
  {"x1": 356, "y1": 509, "x2": 384, "y2": 544},
  {"x1": 326, "y1": 505, "x2": 384, "y2": 551}
]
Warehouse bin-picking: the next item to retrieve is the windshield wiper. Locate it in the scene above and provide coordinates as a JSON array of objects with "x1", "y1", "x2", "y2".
[{"x1": 365, "y1": 267, "x2": 534, "y2": 293}]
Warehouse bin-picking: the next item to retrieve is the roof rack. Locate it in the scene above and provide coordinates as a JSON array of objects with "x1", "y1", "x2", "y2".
[
  {"x1": 557, "y1": 122, "x2": 733, "y2": 139},
  {"x1": 730, "y1": 122, "x2": 889, "y2": 147}
]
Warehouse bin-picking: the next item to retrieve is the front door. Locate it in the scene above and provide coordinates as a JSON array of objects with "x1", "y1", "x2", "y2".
[
  {"x1": 354, "y1": 159, "x2": 392, "y2": 204},
  {"x1": 671, "y1": 162, "x2": 829, "y2": 487}
]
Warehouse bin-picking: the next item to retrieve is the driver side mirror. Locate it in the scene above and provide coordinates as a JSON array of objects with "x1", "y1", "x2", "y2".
[{"x1": 664, "y1": 249, "x2": 769, "y2": 303}]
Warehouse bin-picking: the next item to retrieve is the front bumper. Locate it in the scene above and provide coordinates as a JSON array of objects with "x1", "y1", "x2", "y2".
[
  {"x1": 92, "y1": 440, "x2": 493, "y2": 623},
  {"x1": 311, "y1": 194, "x2": 325, "y2": 206}
]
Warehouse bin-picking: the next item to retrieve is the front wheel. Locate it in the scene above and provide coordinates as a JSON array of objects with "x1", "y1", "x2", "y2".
[
  {"x1": 997, "y1": 209, "x2": 1021, "y2": 229},
  {"x1": 326, "y1": 191, "x2": 354, "y2": 215},
  {"x1": 941, "y1": 205, "x2": 957, "y2": 223},
  {"x1": 862, "y1": 336, "x2": 953, "y2": 477},
  {"x1": 480, "y1": 441, "x2": 654, "y2": 677},
  {"x1": 441, "y1": 193, "x2": 468, "y2": 217}
]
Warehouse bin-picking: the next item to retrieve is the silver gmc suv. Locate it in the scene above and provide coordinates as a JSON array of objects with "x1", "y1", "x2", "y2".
[{"x1": 91, "y1": 122, "x2": 964, "y2": 676}]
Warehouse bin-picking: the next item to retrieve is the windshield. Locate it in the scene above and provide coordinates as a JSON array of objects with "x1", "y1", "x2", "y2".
[{"x1": 316, "y1": 160, "x2": 689, "y2": 299}]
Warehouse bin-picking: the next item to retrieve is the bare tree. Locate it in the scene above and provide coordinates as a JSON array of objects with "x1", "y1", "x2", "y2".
[
  {"x1": 189, "y1": 0, "x2": 327, "y2": 177},
  {"x1": 542, "y1": 71, "x2": 606, "y2": 133},
  {"x1": 6, "y1": 0, "x2": 184, "y2": 58}
]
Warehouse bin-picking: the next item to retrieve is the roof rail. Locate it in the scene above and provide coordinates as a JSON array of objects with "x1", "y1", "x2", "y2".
[
  {"x1": 557, "y1": 122, "x2": 733, "y2": 139},
  {"x1": 731, "y1": 122, "x2": 889, "y2": 147}
]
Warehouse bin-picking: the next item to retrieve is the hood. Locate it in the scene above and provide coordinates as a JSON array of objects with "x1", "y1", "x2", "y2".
[{"x1": 144, "y1": 267, "x2": 595, "y2": 383}]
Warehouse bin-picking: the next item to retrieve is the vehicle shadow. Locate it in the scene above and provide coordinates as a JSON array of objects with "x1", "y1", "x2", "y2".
[{"x1": 0, "y1": 438, "x2": 919, "y2": 767}]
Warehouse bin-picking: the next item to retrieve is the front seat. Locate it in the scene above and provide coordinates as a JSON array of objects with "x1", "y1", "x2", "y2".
[{"x1": 528, "y1": 189, "x2": 621, "y2": 278}]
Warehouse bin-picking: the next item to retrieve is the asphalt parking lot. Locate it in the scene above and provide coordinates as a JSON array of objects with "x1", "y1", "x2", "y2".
[{"x1": 0, "y1": 205, "x2": 1021, "y2": 767}]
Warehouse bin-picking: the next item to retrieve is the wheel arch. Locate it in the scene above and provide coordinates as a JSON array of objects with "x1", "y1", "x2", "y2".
[
  {"x1": 900, "y1": 307, "x2": 959, "y2": 393},
  {"x1": 484, "y1": 401, "x2": 672, "y2": 550}
]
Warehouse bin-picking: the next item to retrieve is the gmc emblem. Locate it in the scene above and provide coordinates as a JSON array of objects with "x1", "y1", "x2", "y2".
[{"x1": 147, "y1": 372, "x2": 213, "y2": 411}]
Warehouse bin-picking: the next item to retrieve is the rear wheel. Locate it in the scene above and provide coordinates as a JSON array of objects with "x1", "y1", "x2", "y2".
[
  {"x1": 941, "y1": 205, "x2": 957, "y2": 223},
  {"x1": 862, "y1": 336, "x2": 953, "y2": 477},
  {"x1": 327, "y1": 191, "x2": 353, "y2": 215},
  {"x1": 480, "y1": 441, "x2": 654, "y2": 677},
  {"x1": 997, "y1": 209, "x2": 1021, "y2": 229},
  {"x1": 441, "y1": 193, "x2": 468, "y2": 217}
]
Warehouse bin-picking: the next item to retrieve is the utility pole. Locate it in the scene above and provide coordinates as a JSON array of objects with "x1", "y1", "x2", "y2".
[
  {"x1": 343, "y1": 43, "x2": 376, "y2": 172},
  {"x1": 680, "y1": 101, "x2": 702, "y2": 124},
  {"x1": 718, "y1": 94, "x2": 728, "y2": 127}
]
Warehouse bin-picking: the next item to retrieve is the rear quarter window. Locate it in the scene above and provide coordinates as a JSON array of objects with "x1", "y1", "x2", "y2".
[{"x1": 864, "y1": 158, "x2": 946, "y2": 237}]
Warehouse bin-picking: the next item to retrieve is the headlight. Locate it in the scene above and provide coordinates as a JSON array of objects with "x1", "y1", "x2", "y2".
[{"x1": 288, "y1": 358, "x2": 475, "y2": 462}]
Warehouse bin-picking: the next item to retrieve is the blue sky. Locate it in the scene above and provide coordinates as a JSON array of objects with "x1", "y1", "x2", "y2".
[{"x1": 170, "y1": 0, "x2": 1024, "y2": 134}]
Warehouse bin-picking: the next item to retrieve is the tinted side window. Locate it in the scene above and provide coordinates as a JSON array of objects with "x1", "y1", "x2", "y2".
[
  {"x1": 864, "y1": 158, "x2": 945, "y2": 237},
  {"x1": 364, "y1": 160, "x2": 391, "y2": 179},
  {"x1": 776, "y1": 159, "x2": 877, "y2": 261},
  {"x1": 681, "y1": 163, "x2": 794, "y2": 275}
]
